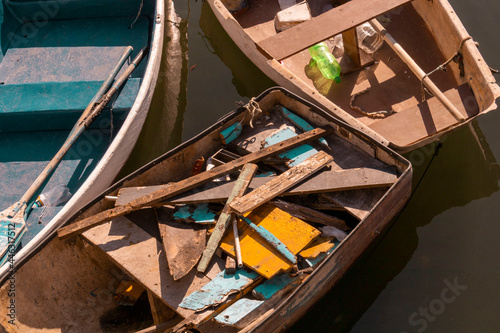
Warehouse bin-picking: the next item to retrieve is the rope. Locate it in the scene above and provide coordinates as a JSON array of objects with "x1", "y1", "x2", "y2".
[
  {"x1": 350, "y1": 87, "x2": 396, "y2": 118},
  {"x1": 130, "y1": 0, "x2": 144, "y2": 29},
  {"x1": 242, "y1": 97, "x2": 262, "y2": 128},
  {"x1": 420, "y1": 36, "x2": 473, "y2": 102}
]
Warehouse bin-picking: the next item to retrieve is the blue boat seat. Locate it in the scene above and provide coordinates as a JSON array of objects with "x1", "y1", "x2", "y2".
[{"x1": 0, "y1": 78, "x2": 141, "y2": 132}]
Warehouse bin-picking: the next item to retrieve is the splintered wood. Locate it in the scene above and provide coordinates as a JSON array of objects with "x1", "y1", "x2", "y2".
[{"x1": 220, "y1": 204, "x2": 320, "y2": 279}]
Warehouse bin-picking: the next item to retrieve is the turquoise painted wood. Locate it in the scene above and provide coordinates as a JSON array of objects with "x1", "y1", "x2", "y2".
[
  {"x1": 240, "y1": 216, "x2": 297, "y2": 264},
  {"x1": 214, "y1": 298, "x2": 263, "y2": 326},
  {"x1": 214, "y1": 272, "x2": 298, "y2": 326},
  {"x1": 263, "y1": 127, "x2": 318, "y2": 167},
  {"x1": 220, "y1": 122, "x2": 243, "y2": 145},
  {"x1": 173, "y1": 203, "x2": 216, "y2": 224},
  {"x1": 277, "y1": 106, "x2": 329, "y2": 149},
  {"x1": 179, "y1": 269, "x2": 260, "y2": 311}
]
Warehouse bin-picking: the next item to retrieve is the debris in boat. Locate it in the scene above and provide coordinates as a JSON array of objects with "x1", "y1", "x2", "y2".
[
  {"x1": 320, "y1": 225, "x2": 348, "y2": 241},
  {"x1": 229, "y1": 151, "x2": 333, "y2": 215},
  {"x1": 179, "y1": 269, "x2": 260, "y2": 311},
  {"x1": 220, "y1": 204, "x2": 320, "y2": 279},
  {"x1": 220, "y1": 122, "x2": 242, "y2": 145},
  {"x1": 225, "y1": 255, "x2": 237, "y2": 275},
  {"x1": 172, "y1": 203, "x2": 216, "y2": 224},
  {"x1": 232, "y1": 215, "x2": 243, "y2": 268},
  {"x1": 198, "y1": 163, "x2": 257, "y2": 273},
  {"x1": 191, "y1": 156, "x2": 205, "y2": 176},
  {"x1": 275, "y1": 1, "x2": 312, "y2": 32},
  {"x1": 298, "y1": 236, "x2": 337, "y2": 259},
  {"x1": 156, "y1": 207, "x2": 207, "y2": 281},
  {"x1": 263, "y1": 126, "x2": 319, "y2": 167}
]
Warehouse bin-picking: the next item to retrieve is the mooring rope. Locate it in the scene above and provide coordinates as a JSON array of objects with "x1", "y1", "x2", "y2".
[
  {"x1": 350, "y1": 87, "x2": 396, "y2": 118},
  {"x1": 130, "y1": 0, "x2": 144, "y2": 29},
  {"x1": 420, "y1": 36, "x2": 473, "y2": 102},
  {"x1": 242, "y1": 97, "x2": 262, "y2": 128}
]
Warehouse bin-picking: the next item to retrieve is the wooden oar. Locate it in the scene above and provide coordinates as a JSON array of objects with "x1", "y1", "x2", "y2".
[
  {"x1": 0, "y1": 47, "x2": 145, "y2": 260},
  {"x1": 369, "y1": 19, "x2": 465, "y2": 122}
]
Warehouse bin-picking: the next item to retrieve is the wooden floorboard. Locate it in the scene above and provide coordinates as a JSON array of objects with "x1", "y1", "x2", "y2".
[{"x1": 369, "y1": 84, "x2": 479, "y2": 147}]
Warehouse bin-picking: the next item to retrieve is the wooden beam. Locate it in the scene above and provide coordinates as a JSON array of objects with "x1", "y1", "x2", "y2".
[
  {"x1": 229, "y1": 151, "x2": 333, "y2": 215},
  {"x1": 258, "y1": 0, "x2": 411, "y2": 60},
  {"x1": 197, "y1": 163, "x2": 258, "y2": 273},
  {"x1": 115, "y1": 166, "x2": 397, "y2": 206},
  {"x1": 57, "y1": 127, "x2": 331, "y2": 239}
]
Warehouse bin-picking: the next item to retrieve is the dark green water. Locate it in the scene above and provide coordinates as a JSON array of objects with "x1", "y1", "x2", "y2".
[{"x1": 124, "y1": 1, "x2": 500, "y2": 332}]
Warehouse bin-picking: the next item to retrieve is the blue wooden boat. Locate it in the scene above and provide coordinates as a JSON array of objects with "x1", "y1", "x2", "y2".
[
  {"x1": 0, "y1": 87, "x2": 411, "y2": 331},
  {"x1": 0, "y1": 0, "x2": 164, "y2": 276}
]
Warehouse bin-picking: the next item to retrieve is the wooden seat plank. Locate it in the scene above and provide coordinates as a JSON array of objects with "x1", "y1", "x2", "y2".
[
  {"x1": 82, "y1": 210, "x2": 225, "y2": 319},
  {"x1": 258, "y1": 0, "x2": 412, "y2": 60},
  {"x1": 369, "y1": 84, "x2": 479, "y2": 147}
]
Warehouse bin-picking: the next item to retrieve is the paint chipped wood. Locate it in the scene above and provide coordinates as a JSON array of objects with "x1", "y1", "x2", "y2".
[
  {"x1": 220, "y1": 204, "x2": 320, "y2": 279},
  {"x1": 57, "y1": 127, "x2": 331, "y2": 239},
  {"x1": 229, "y1": 151, "x2": 333, "y2": 215}
]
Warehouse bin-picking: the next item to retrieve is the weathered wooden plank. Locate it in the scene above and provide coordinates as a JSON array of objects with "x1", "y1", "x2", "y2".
[
  {"x1": 225, "y1": 255, "x2": 237, "y2": 274},
  {"x1": 271, "y1": 199, "x2": 349, "y2": 231},
  {"x1": 156, "y1": 207, "x2": 207, "y2": 281},
  {"x1": 58, "y1": 127, "x2": 330, "y2": 239},
  {"x1": 229, "y1": 151, "x2": 333, "y2": 215},
  {"x1": 321, "y1": 188, "x2": 387, "y2": 220},
  {"x1": 197, "y1": 163, "x2": 258, "y2": 273},
  {"x1": 115, "y1": 166, "x2": 397, "y2": 206},
  {"x1": 277, "y1": 106, "x2": 329, "y2": 149},
  {"x1": 147, "y1": 291, "x2": 176, "y2": 326},
  {"x1": 172, "y1": 203, "x2": 216, "y2": 224},
  {"x1": 258, "y1": 0, "x2": 411, "y2": 60},
  {"x1": 220, "y1": 204, "x2": 320, "y2": 279},
  {"x1": 214, "y1": 298, "x2": 263, "y2": 326},
  {"x1": 81, "y1": 211, "x2": 225, "y2": 319},
  {"x1": 298, "y1": 236, "x2": 336, "y2": 259},
  {"x1": 179, "y1": 269, "x2": 260, "y2": 311},
  {"x1": 263, "y1": 127, "x2": 318, "y2": 167}
]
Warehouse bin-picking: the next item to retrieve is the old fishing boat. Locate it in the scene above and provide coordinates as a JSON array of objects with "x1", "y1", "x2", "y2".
[
  {"x1": 1, "y1": 87, "x2": 411, "y2": 332},
  {"x1": 207, "y1": 0, "x2": 500, "y2": 153},
  {"x1": 0, "y1": 0, "x2": 164, "y2": 280}
]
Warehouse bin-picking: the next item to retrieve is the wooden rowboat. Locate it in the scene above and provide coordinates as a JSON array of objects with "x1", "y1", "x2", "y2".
[
  {"x1": 1, "y1": 87, "x2": 411, "y2": 332},
  {"x1": 0, "y1": 0, "x2": 164, "y2": 280},
  {"x1": 207, "y1": 0, "x2": 500, "y2": 153}
]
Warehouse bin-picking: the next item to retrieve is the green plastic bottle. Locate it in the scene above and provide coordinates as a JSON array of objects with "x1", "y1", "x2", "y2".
[{"x1": 308, "y1": 42, "x2": 342, "y2": 83}]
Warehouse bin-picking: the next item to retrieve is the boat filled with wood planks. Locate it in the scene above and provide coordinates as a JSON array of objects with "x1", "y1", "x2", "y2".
[
  {"x1": 0, "y1": 88, "x2": 411, "y2": 332},
  {"x1": 0, "y1": 0, "x2": 165, "y2": 281},
  {"x1": 207, "y1": 0, "x2": 500, "y2": 153}
]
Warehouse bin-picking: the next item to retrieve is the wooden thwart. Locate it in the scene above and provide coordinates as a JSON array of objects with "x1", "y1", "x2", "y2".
[
  {"x1": 258, "y1": 0, "x2": 411, "y2": 60},
  {"x1": 57, "y1": 127, "x2": 331, "y2": 239},
  {"x1": 229, "y1": 151, "x2": 333, "y2": 215}
]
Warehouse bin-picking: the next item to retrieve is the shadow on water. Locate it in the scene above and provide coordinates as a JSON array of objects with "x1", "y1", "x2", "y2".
[{"x1": 290, "y1": 120, "x2": 500, "y2": 332}]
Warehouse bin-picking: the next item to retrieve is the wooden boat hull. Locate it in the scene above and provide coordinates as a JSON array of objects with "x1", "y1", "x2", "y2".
[
  {"x1": 0, "y1": 87, "x2": 412, "y2": 332},
  {"x1": 0, "y1": 0, "x2": 164, "y2": 280},
  {"x1": 207, "y1": 0, "x2": 500, "y2": 153}
]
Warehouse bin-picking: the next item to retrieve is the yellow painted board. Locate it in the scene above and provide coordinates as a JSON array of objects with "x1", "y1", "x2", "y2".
[
  {"x1": 220, "y1": 204, "x2": 320, "y2": 279},
  {"x1": 299, "y1": 237, "x2": 336, "y2": 259}
]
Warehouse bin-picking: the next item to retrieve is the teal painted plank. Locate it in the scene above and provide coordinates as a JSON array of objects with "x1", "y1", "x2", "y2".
[
  {"x1": 214, "y1": 298, "x2": 263, "y2": 326},
  {"x1": 179, "y1": 269, "x2": 259, "y2": 311},
  {"x1": 252, "y1": 273, "x2": 298, "y2": 300},
  {"x1": 214, "y1": 272, "x2": 299, "y2": 326},
  {"x1": 278, "y1": 106, "x2": 329, "y2": 149},
  {"x1": 173, "y1": 203, "x2": 216, "y2": 224},
  {"x1": 264, "y1": 127, "x2": 318, "y2": 167},
  {"x1": 240, "y1": 216, "x2": 297, "y2": 264},
  {"x1": 220, "y1": 122, "x2": 243, "y2": 145}
]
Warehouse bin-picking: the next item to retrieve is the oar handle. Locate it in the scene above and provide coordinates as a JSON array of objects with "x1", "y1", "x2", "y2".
[
  {"x1": 82, "y1": 47, "x2": 148, "y2": 128},
  {"x1": 17, "y1": 47, "x2": 146, "y2": 211}
]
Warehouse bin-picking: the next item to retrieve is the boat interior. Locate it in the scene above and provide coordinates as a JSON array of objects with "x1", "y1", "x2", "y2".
[
  {"x1": 0, "y1": 0, "x2": 154, "y2": 248},
  {"x1": 230, "y1": 0, "x2": 495, "y2": 149},
  {"x1": 1, "y1": 88, "x2": 407, "y2": 332}
]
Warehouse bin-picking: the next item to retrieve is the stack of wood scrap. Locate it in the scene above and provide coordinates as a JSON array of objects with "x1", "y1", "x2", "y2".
[{"x1": 57, "y1": 104, "x2": 398, "y2": 331}]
